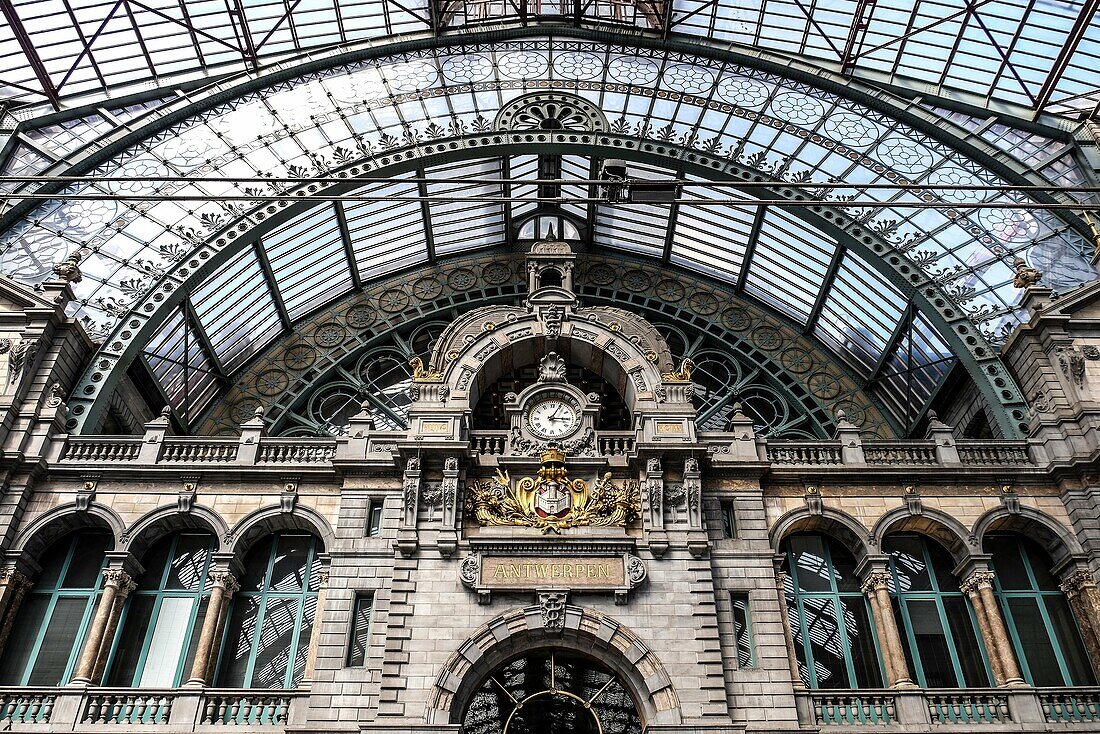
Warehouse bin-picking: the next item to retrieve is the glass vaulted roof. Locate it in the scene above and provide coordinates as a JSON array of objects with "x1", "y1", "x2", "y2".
[{"x1": 0, "y1": 0, "x2": 1097, "y2": 115}]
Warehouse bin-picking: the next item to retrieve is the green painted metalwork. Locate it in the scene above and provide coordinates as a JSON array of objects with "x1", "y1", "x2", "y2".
[
  {"x1": 214, "y1": 532, "x2": 320, "y2": 689},
  {"x1": 815, "y1": 694, "x2": 894, "y2": 725},
  {"x1": 884, "y1": 533, "x2": 993, "y2": 689},
  {"x1": 104, "y1": 532, "x2": 215, "y2": 687},
  {"x1": 0, "y1": 531, "x2": 109, "y2": 686},
  {"x1": 783, "y1": 533, "x2": 885, "y2": 689},
  {"x1": 987, "y1": 533, "x2": 1096, "y2": 687},
  {"x1": 1041, "y1": 691, "x2": 1100, "y2": 722}
]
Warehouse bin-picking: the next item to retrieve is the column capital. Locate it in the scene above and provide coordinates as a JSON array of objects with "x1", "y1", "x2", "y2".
[
  {"x1": 0, "y1": 567, "x2": 32, "y2": 591},
  {"x1": 210, "y1": 570, "x2": 240, "y2": 595},
  {"x1": 102, "y1": 568, "x2": 136, "y2": 594},
  {"x1": 1059, "y1": 568, "x2": 1098, "y2": 597},
  {"x1": 960, "y1": 569, "x2": 997, "y2": 594},
  {"x1": 860, "y1": 570, "x2": 892, "y2": 595}
]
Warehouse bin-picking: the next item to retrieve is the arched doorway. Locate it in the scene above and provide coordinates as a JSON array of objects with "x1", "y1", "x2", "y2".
[{"x1": 461, "y1": 650, "x2": 643, "y2": 734}]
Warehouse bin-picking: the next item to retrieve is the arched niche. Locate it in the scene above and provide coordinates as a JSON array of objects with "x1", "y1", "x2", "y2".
[
  {"x1": 872, "y1": 507, "x2": 975, "y2": 568},
  {"x1": 769, "y1": 506, "x2": 872, "y2": 564},
  {"x1": 121, "y1": 504, "x2": 231, "y2": 558},
  {"x1": 972, "y1": 506, "x2": 1083, "y2": 570}
]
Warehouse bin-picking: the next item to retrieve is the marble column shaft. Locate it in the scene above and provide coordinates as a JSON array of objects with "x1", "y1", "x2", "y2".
[
  {"x1": 186, "y1": 570, "x2": 239, "y2": 686},
  {"x1": 1060, "y1": 568, "x2": 1100, "y2": 678},
  {"x1": 860, "y1": 570, "x2": 914, "y2": 687},
  {"x1": 774, "y1": 569, "x2": 804, "y2": 689},
  {"x1": 71, "y1": 569, "x2": 135, "y2": 684},
  {"x1": 301, "y1": 568, "x2": 330, "y2": 683},
  {"x1": 961, "y1": 569, "x2": 1024, "y2": 687},
  {"x1": 0, "y1": 568, "x2": 32, "y2": 654}
]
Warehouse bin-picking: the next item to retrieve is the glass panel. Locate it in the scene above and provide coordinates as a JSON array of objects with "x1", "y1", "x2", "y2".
[
  {"x1": 840, "y1": 597, "x2": 882, "y2": 688},
  {"x1": 241, "y1": 536, "x2": 274, "y2": 591},
  {"x1": 28, "y1": 597, "x2": 88, "y2": 685},
  {"x1": 270, "y1": 535, "x2": 311, "y2": 592},
  {"x1": 64, "y1": 534, "x2": 111, "y2": 588},
  {"x1": 138, "y1": 540, "x2": 172, "y2": 591},
  {"x1": 348, "y1": 594, "x2": 374, "y2": 667},
  {"x1": 0, "y1": 595, "x2": 48, "y2": 684},
  {"x1": 987, "y1": 535, "x2": 1031, "y2": 590},
  {"x1": 1007, "y1": 597, "x2": 1064, "y2": 686},
  {"x1": 721, "y1": 503, "x2": 736, "y2": 539},
  {"x1": 166, "y1": 534, "x2": 212, "y2": 591},
  {"x1": 368, "y1": 504, "x2": 383, "y2": 537},
  {"x1": 942, "y1": 596, "x2": 990, "y2": 687},
  {"x1": 218, "y1": 596, "x2": 260, "y2": 688},
  {"x1": 828, "y1": 539, "x2": 860, "y2": 593},
  {"x1": 138, "y1": 597, "x2": 196, "y2": 687},
  {"x1": 902, "y1": 599, "x2": 958, "y2": 688},
  {"x1": 251, "y1": 597, "x2": 300, "y2": 689},
  {"x1": 107, "y1": 595, "x2": 156, "y2": 686},
  {"x1": 886, "y1": 535, "x2": 932, "y2": 592},
  {"x1": 1045, "y1": 596, "x2": 1095, "y2": 686},
  {"x1": 1023, "y1": 541, "x2": 1060, "y2": 590},
  {"x1": 799, "y1": 597, "x2": 851, "y2": 689},
  {"x1": 731, "y1": 594, "x2": 754, "y2": 668},
  {"x1": 788, "y1": 535, "x2": 831, "y2": 592},
  {"x1": 34, "y1": 539, "x2": 72, "y2": 589}
]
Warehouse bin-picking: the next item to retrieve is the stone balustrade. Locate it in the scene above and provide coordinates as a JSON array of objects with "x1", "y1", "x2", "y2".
[{"x1": 0, "y1": 688, "x2": 304, "y2": 730}]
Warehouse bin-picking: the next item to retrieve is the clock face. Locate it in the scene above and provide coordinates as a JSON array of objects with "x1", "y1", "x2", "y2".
[{"x1": 526, "y1": 398, "x2": 580, "y2": 439}]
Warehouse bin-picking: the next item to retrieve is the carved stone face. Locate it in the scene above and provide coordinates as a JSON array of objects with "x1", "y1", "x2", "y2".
[{"x1": 526, "y1": 398, "x2": 579, "y2": 439}]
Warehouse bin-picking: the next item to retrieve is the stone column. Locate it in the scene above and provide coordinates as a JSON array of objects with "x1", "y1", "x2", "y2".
[
  {"x1": 961, "y1": 569, "x2": 1025, "y2": 687},
  {"x1": 1059, "y1": 568, "x2": 1100, "y2": 677},
  {"x1": 301, "y1": 567, "x2": 330, "y2": 683},
  {"x1": 860, "y1": 569, "x2": 914, "y2": 687},
  {"x1": 70, "y1": 569, "x2": 135, "y2": 685},
  {"x1": 0, "y1": 567, "x2": 32, "y2": 653},
  {"x1": 773, "y1": 557, "x2": 804, "y2": 690},
  {"x1": 185, "y1": 570, "x2": 239, "y2": 687}
]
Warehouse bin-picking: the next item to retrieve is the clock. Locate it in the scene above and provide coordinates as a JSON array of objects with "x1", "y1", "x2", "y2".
[{"x1": 526, "y1": 397, "x2": 580, "y2": 439}]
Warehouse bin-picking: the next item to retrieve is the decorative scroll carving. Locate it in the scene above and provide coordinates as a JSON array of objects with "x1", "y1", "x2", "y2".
[
  {"x1": 538, "y1": 352, "x2": 567, "y2": 383},
  {"x1": 645, "y1": 458, "x2": 663, "y2": 530},
  {"x1": 459, "y1": 554, "x2": 480, "y2": 588},
  {"x1": 409, "y1": 357, "x2": 443, "y2": 382},
  {"x1": 684, "y1": 457, "x2": 702, "y2": 529},
  {"x1": 1059, "y1": 569, "x2": 1098, "y2": 597},
  {"x1": 468, "y1": 447, "x2": 640, "y2": 534},
  {"x1": 860, "y1": 570, "x2": 892, "y2": 595},
  {"x1": 1057, "y1": 346, "x2": 1086, "y2": 387},
  {"x1": 661, "y1": 358, "x2": 695, "y2": 383},
  {"x1": 539, "y1": 591, "x2": 568, "y2": 632},
  {"x1": 960, "y1": 570, "x2": 997, "y2": 595},
  {"x1": 8, "y1": 339, "x2": 38, "y2": 384},
  {"x1": 402, "y1": 457, "x2": 422, "y2": 527}
]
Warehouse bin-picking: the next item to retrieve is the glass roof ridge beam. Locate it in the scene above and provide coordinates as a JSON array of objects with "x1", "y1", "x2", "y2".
[
  {"x1": 181, "y1": 298, "x2": 230, "y2": 381},
  {"x1": 252, "y1": 241, "x2": 293, "y2": 331},
  {"x1": 659, "y1": 165, "x2": 684, "y2": 263},
  {"x1": 867, "y1": 302, "x2": 915, "y2": 386},
  {"x1": 334, "y1": 201, "x2": 362, "y2": 290},
  {"x1": 415, "y1": 167, "x2": 437, "y2": 264},
  {"x1": 1034, "y1": 0, "x2": 1100, "y2": 113},
  {"x1": 802, "y1": 245, "x2": 847, "y2": 335},
  {"x1": 0, "y1": 0, "x2": 62, "y2": 109}
]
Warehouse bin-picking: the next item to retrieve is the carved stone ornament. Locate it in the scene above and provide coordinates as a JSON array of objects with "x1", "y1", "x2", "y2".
[
  {"x1": 1057, "y1": 346, "x2": 1086, "y2": 388},
  {"x1": 8, "y1": 338, "x2": 38, "y2": 384},
  {"x1": 459, "y1": 554, "x2": 481, "y2": 588},
  {"x1": 1012, "y1": 257, "x2": 1042, "y2": 289},
  {"x1": 663, "y1": 482, "x2": 686, "y2": 507},
  {"x1": 45, "y1": 382, "x2": 64, "y2": 409},
  {"x1": 960, "y1": 570, "x2": 997, "y2": 595},
  {"x1": 280, "y1": 482, "x2": 298, "y2": 513},
  {"x1": 1085, "y1": 346, "x2": 1100, "y2": 361},
  {"x1": 626, "y1": 554, "x2": 647, "y2": 586},
  {"x1": 52, "y1": 251, "x2": 83, "y2": 283},
  {"x1": 468, "y1": 447, "x2": 640, "y2": 534},
  {"x1": 420, "y1": 481, "x2": 443, "y2": 509},
  {"x1": 538, "y1": 352, "x2": 567, "y2": 383},
  {"x1": 544, "y1": 305, "x2": 564, "y2": 339},
  {"x1": 539, "y1": 591, "x2": 568, "y2": 632},
  {"x1": 0, "y1": 339, "x2": 10, "y2": 355},
  {"x1": 1059, "y1": 569, "x2": 1097, "y2": 597},
  {"x1": 860, "y1": 570, "x2": 892, "y2": 595}
]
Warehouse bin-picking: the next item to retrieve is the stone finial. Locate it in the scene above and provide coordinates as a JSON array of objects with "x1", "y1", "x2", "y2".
[
  {"x1": 160, "y1": 405, "x2": 172, "y2": 418},
  {"x1": 1012, "y1": 257, "x2": 1042, "y2": 289}
]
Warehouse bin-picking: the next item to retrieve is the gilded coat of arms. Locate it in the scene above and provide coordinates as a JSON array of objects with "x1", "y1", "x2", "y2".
[{"x1": 468, "y1": 447, "x2": 641, "y2": 534}]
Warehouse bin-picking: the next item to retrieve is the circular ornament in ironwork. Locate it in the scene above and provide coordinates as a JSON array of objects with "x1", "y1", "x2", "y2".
[
  {"x1": 607, "y1": 56, "x2": 659, "y2": 85},
  {"x1": 346, "y1": 305, "x2": 377, "y2": 328},
  {"x1": 751, "y1": 325, "x2": 783, "y2": 351},
  {"x1": 769, "y1": 91, "x2": 826, "y2": 126},
  {"x1": 586, "y1": 263, "x2": 617, "y2": 286},
  {"x1": 655, "y1": 279, "x2": 685, "y2": 302},
  {"x1": 715, "y1": 76, "x2": 772, "y2": 108},
  {"x1": 378, "y1": 290, "x2": 411, "y2": 313},
  {"x1": 231, "y1": 399, "x2": 261, "y2": 424},
  {"x1": 833, "y1": 400, "x2": 865, "y2": 425},
  {"x1": 978, "y1": 207, "x2": 1039, "y2": 242},
  {"x1": 284, "y1": 344, "x2": 317, "y2": 370},
  {"x1": 876, "y1": 137, "x2": 936, "y2": 175},
  {"x1": 482, "y1": 262, "x2": 512, "y2": 285},
  {"x1": 553, "y1": 51, "x2": 605, "y2": 80},
  {"x1": 497, "y1": 50, "x2": 549, "y2": 79},
  {"x1": 780, "y1": 347, "x2": 814, "y2": 374},
  {"x1": 495, "y1": 92, "x2": 609, "y2": 132},
  {"x1": 448, "y1": 268, "x2": 477, "y2": 291},
  {"x1": 807, "y1": 371, "x2": 842, "y2": 400},
  {"x1": 822, "y1": 112, "x2": 882, "y2": 149},
  {"x1": 441, "y1": 54, "x2": 493, "y2": 84},
  {"x1": 256, "y1": 369, "x2": 290, "y2": 396},
  {"x1": 622, "y1": 270, "x2": 651, "y2": 292},
  {"x1": 385, "y1": 61, "x2": 438, "y2": 92},
  {"x1": 663, "y1": 63, "x2": 716, "y2": 93},
  {"x1": 412, "y1": 277, "x2": 444, "y2": 301},
  {"x1": 315, "y1": 322, "x2": 347, "y2": 346},
  {"x1": 688, "y1": 291, "x2": 720, "y2": 315},
  {"x1": 721, "y1": 307, "x2": 753, "y2": 332}
]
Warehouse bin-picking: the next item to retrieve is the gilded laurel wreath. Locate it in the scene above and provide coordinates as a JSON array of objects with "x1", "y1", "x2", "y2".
[{"x1": 468, "y1": 448, "x2": 640, "y2": 534}]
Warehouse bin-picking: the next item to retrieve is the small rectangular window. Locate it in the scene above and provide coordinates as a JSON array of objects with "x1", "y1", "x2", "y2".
[
  {"x1": 720, "y1": 501, "x2": 737, "y2": 539},
  {"x1": 367, "y1": 500, "x2": 383, "y2": 537},
  {"x1": 730, "y1": 593, "x2": 755, "y2": 668},
  {"x1": 347, "y1": 593, "x2": 374, "y2": 667}
]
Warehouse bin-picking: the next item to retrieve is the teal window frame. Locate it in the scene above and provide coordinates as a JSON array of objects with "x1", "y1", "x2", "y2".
[
  {"x1": 0, "y1": 532, "x2": 108, "y2": 686},
  {"x1": 988, "y1": 533, "x2": 1096, "y2": 687},
  {"x1": 367, "y1": 500, "x2": 383, "y2": 537},
  {"x1": 720, "y1": 501, "x2": 737, "y2": 539},
  {"x1": 884, "y1": 533, "x2": 993, "y2": 688},
  {"x1": 103, "y1": 532, "x2": 215, "y2": 687},
  {"x1": 214, "y1": 532, "x2": 320, "y2": 689},
  {"x1": 783, "y1": 533, "x2": 885, "y2": 689},
  {"x1": 730, "y1": 592, "x2": 756, "y2": 668}
]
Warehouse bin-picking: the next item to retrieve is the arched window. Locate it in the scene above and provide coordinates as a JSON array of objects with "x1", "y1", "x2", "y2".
[
  {"x1": 782, "y1": 533, "x2": 883, "y2": 689},
  {"x1": 105, "y1": 532, "x2": 215, "y2": 687},
  {"x1": 215, "y1": 532, "x2": 321, "y2": 689},
  {"x1": 883, "y1": 533, "x2": 990, "y2": 688},
  {"x1": 986, "y1": 533, "x2": 1096, "y2": 687},
  {"x1": 461, "y1": 650, "x2": 642, "y2": 734},
  {"x1": 0, "y1": 531, "x2": 111, "y2": 685}
]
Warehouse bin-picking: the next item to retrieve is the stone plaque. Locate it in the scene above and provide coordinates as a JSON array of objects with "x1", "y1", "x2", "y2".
[
  {"x1": 481, "y1": 555, "x2": 625, "y2": 589},
  {"x1": 655, "y1": 421, "x2": 684, "y2": 434},
  {"x1": 419, "y1": 420, "x2": 451, "y2": 433}
]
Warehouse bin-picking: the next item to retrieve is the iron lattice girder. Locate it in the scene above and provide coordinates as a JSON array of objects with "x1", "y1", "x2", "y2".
[{"x1": 63, "y1": 132, "x2": 1029, "y2": 439}]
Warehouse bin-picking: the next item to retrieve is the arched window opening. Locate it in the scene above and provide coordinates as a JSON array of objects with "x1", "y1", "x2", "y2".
[
  {"x1": 105, "y1": 532, "x2": 215, "y2": 687},
  {"x1": 461, "y1": 650, "x2": 642, "y2": 734},
  {"x1": 986, "y1": 533, "x2": 1096, "y2": 687},
  {"x1": 782, "y1": 533, "x2": 883, "y2": 689},
  {"x1": 215, "y1": 532, "x2": 321, "y2": 689},
  {"x1": 473, "y1": 365, "x2": 630, "y2": 430},
  {"x1": 538, "y1": 267, "x2": 563, "y2": 289},
  {"x1": 0, "y1": 531, "x2": 111, "y2": 685},
  {"x1": 884, "y1": 533, "x2": 990, "y2": 688}
]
